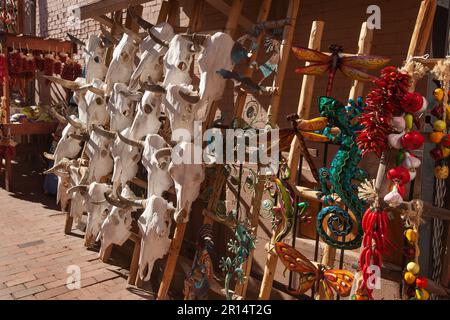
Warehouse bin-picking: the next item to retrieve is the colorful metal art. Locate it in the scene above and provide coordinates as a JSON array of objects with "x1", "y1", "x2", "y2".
[
  {"x1": 275, "y1": 242, "x2": 354, "y2": 300},
  {"x1": 219, "y1": 218, "x2": 256, "y2": 300},
  {"x1": 292, "y1": 45, "x2": 389, "y2": 96},
  {"x1": 316, "y1": 96, "x2": 368, "y2": 250}
]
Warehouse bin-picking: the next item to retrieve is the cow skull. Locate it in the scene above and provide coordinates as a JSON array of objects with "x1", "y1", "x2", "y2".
[
  {"x1": 169, "y1": 142, "x2": 205, "y2": 223},
  {"x1": 84, "y1": 182, "x2": 113, "y2": 247},
  {"x1": 97, "y1": 185, "x2": 137, "y2": 258},
  {"x1": 111, "y1": 129, "x2": 143, "y2": 195},
  {"x1": 128, "y1": 86, "x2": 164, "y2": 140},
  {"x1": 164, "y1": 84, "x2": 202, "y2": 142},
  {"x1": 86, "y1": 125, "x2": 114, "y2": 182},
  {"x1": 118, "y1": 193, "x2": 175, "y2": 282},
  {"x1": 104, "y1": 32, "x2": 140, "y2": 95},
  {"x1": 197, "y1": 32, "x2": 235, "y2": 119},
  {"x1": 162, "y1": 34, "x2": 198, "y2": 87},
  {"x1": 129, "y1": 22, "x2": 175, "y2": 90},
  {"x1": 108, "y1": 83, "x2": 142, "y2": 132},
  {"x1": 140, "y1": 134, "x2": 173, "y2": 197}
]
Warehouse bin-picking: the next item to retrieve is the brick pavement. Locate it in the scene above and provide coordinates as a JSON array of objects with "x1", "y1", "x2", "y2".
[{"x1": 0, "y1": 165, "x2": 150, "y2": 300}]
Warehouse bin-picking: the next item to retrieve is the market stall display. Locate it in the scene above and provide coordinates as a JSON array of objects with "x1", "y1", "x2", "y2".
[{"x1": 9, "y1": 0, "x2": 450, "y2": 302}]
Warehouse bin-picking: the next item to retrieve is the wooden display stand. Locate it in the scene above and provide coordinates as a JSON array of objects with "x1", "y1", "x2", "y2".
[
  {"x1": 257, "y1": 0, "x2": 437, "y2": 300},
  {"x1": 157, "y1": 0, "x2": 301, "y2": 300},
  {"x1": 0, "y1": 33, "x2": 75, "y2": 191}
]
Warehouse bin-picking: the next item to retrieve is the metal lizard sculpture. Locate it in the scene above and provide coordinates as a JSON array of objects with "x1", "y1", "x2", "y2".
[
  {"x1": 219, "y1": 218, "x2": 256, "y2": 300},
  {"x1": 316, "y1": 96, "x2": 368, "y2": 250}
]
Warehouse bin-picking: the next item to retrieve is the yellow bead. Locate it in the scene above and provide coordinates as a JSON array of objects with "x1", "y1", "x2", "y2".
[
  {"x1": 442, "y1": 148, "x2": 450, "y2": 159},
  {"x1": 433, "y1": 120, "x2": 447, "y2": 132},
  {"x1": 415, "y1": 288, "x2": 430, "y2": 300},
  {"x1": 434, "y1": 88, "x2": 444, "y2": 103},
  {"x1": 405, "y1": 229, "x2": 417, "y2": 243},
  {"x1": 404, "y1": 272, "x2": 416, "y2": 285},
  {"x1": 407, "y1": 262, "x2": 420, "y2": 275}
]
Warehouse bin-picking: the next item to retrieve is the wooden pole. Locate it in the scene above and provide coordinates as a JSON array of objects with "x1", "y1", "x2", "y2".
[
  {"x1": 321, "y1": 22, "x2": 374, "y2": 268},
  {"x1": 287, "y1": 21, "x2": 324, "y2": 187},
  {"x1": 258, "y1": 19, "x2": 324, "y2": 301},
  {"x1": 268, "y1": 0, "x2": 301, "y2": 124},
  {"x1": 156, "y1": 0, "x2": 213, "y2": 300}
]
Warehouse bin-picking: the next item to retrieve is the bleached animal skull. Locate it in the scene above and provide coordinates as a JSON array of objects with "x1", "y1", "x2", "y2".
[
  {"x1": 142, "y1": 135, "x2": 173, "y2": 197},
  {"x1": 128, "y1": 86, "x2": 164, "y2": 140},
  {"x1": 134, "y1": 196, "x2": 174, "y2": 281},
  {"x1": 108, "y1": 83, "x2": 142, "y2": 132},
  {"x1": 85, "y1": 79, "x2": 109, "y2": 131},
  {"x1": 197, "y1": 32, "x2": 235, "y2": 119},
  {"x1": 86, "y1": 125, "x2": 114, "y2": 182},
  {"x1": 110, "y1": 128, "x2": 143, "y2": 195},
  {"x1": 129, "y1": 23, "x2": 175, "y2": 90},
  {"x1": 162, "y1": 34, "x2": 198, "y2": 87},
  {"x1": 104, "y1": 33, "x2": 140, "y2": 95},
  {"x1": 44, "y1": 76, "x2": 89, "y2": 125},
  {"x1": 84, "y1": 182, "x2": 113, "y2": 247},
  {"x1": 44, "y1": 157, "x2": 77, "y2": 212},
  {"x1": 97, "y1": 185, "x2": 137, "y2": 258},
  {"x1": 65, "y1": 164, "x2": 90, "y2": 223},
  {"x1": 164, "y1": 84, "x2": 202, "y2": 142},
  {"x1": 84, "y1": 35, "x2": 108, "y2": 83},
  {"x1": 169, "y1": 142, "x2": 205, "y2": 223}
]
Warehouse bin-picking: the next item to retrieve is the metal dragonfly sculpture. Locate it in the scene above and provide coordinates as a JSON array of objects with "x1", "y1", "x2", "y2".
[
  {"x1": 275, "y1": 242, "x2": 354, "y2": 300},
  {"x1": 292, "y1": 44, "x2": 390, "y2": 96}
]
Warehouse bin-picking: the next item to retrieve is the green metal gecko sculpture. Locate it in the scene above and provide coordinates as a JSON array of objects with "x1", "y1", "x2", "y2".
[
  {"x1": 219, "y1": 217, "x2": 256, "y2": 300},
  {"x1": 316, "y1": 96, "x2": 368, "y2": 250}
]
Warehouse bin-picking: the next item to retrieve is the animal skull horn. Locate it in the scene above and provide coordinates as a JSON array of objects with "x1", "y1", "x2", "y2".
[
  {"x1": 43, "y1": 152, "x2": 55, "y2": 161},
  {"x1": 113, "y1": 15, "x2": 144, "y2": 43},
  {"x1": 117, "y1": 131, "x2": 144, "y2": 148},
  {"x1": 64, "y1": 114, "x2": 84, "y2": 129},
  {"x1": 117, "y1": 188, "x2": 146, "y2": 208},
  {"x1": 148, "y1": 28, "x2": 169, "y2": 47},
  {"x1": 48, "y1": 106, "x2": 68, "y2": 124},
  {"x1": 127, "y1": 6, "x2": 154, "y2": 30},
  {"x1": 67, "y1": 185, "x2": 89, "y2": 194},
  {"x1": 104, "y1": 191, "x2": 129, "y2": 209},
  {"x1": 67, "y1": 33, "x2": 86, "y2": 47},
  {"x1": 179, "y1": 89, "x2": 201, "y2": 104},
  {"x1": 69, "y1": 133, "x2": 90, "y2": 141},
  {"x1": 44, "y1": 75, "x2": 82, "y2": 91},
  {"x1": 86, "y1": 85, "x2": 106, "y2": 96},
  {"x1": 139, "y1": 80, "x2": 166, "y2": 94},
  {"x1": 92, "y1": 124, "x2": 117, "y2": 140},
  {"x1": 100, "y1": 24, "x2": 120, "y2": 45}
]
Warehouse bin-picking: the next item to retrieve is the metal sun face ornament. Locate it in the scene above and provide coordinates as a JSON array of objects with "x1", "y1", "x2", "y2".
[{"x1": 275, "y1": 242, "x2": 354, "y2": 300}]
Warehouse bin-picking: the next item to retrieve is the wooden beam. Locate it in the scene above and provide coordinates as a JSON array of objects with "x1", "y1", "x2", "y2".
[
  {"x1": 267, "y1": 0, "x2": 301, "y2": 123},
  {"x1": 94, "y1": 15, "x2": 114, "y2": 29},
  {"x1": 78, "y1": 0, "x2": 149, "y2": 21},
  {"x1": 348, "y1": 22, "x2": 374, "y2": 101},
  {"x1": 205, "y1": 0, "x2": 253, "y2": 30},
  {"x1": 286, "y1": 21, "x2": 324, "y2": 187},
  {"x1": 407, "y1": 0, "x2": 437, "y2": 59}
]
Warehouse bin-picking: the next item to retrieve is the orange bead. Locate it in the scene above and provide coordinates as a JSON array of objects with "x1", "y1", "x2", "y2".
[{"x1": 429, "y1": 131, "x2": 444, "y2": 144}]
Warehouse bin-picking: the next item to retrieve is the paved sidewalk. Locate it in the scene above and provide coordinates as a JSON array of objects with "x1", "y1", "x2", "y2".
[{"x1": 0, "y1": 165, "x2": 151, "y2": 300}]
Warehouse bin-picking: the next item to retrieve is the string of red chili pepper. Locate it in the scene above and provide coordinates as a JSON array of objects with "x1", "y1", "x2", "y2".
[
  {"x1": 358, "y1": 207, "x2": 393, "y2": 299},
  {"x1": 357, "y1": 66, "x2": 411, "y2": 158}
]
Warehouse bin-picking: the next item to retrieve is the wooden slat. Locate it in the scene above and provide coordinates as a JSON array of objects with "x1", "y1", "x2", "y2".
[
  {"x1": 156, "y1": 0, "x2": 208, "y2": 300},
  {"x1": 205, "y1": 0, "x2": 253, "y2": 30},
  {"x1": 1, "y1": 33, "x2": 74, "y2": 53},
  {"x1": 348, "y1": 22, "x2": 373, "y2": 101},
  {"x1": 78, "y1": 0, "x2": 149, "y2": 21},
  {"x1": 287, "y1": 21, "x2": 324, "y2": 187},
  {"x1": 268, "y1": 0, "x2": 301, "y2": 123},
  {"x1": 259, "y1": 18, "x2": 322, "y2": 301},
  {"x1": 94, "y1": 15, "x2": 114, "y2": 28}
]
